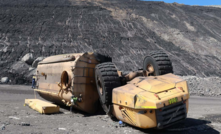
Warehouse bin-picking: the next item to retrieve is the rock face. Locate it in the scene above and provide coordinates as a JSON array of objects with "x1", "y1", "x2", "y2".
[
  {"x1": 32, "y1": 57, "x2": 45, "y2": 68},
  {"x1": 11, "y1": 61, "x2": 30, "y2": 73},
  {"x1": 181, "y1": 76, "x2": 221, "y2": 97},
  {"x1": 21, "y1": 53, "x2": 34, "y2": 65},
  {"x1": 9, "y1": 61, "x2": 31, "y2": 84},
  {"x1": 0, "y1": 0, "x2": 221, "y2": 83},
  {"x1": 1, "y1": 77, "x2": 9, "y2": 83}
]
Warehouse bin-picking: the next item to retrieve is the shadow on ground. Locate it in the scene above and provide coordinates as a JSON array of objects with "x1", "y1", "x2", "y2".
[
  {"x1": 131, "y1": 118, "x2": 219, "y2": 134},
  {"x1": 56, "y1": 103, "x2": 220, "y2": 134},
  {"x1": 56, "y1": 102, "x2": 106, "y2": 117}
]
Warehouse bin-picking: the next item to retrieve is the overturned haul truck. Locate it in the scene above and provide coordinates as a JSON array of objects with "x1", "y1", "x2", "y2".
[{"x1": 34, "y1": 51, "x2": 189, "y2": 129}]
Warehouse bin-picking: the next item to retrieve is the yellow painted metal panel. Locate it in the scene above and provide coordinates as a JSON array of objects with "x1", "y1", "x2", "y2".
[
  {"x1": 25, "y1": 99, "x2": 60, "y2": 114},
  {"x1": 113, "y1": 73, "x2": 189, "y2": 110},
  {"x1": 39, "y1": 53, "x2": 83, "y2": 64},
  {"x1": 158, "y1": 73, "x2": 184, "y2": 83},
  {"x1": 135, "y1": 92, "x2": 158, "y2": 109},
  {"x1": 135, "y1": 87, "x2": 189, "y2": 109},
  {"x1": 112, "y1": 104, "x2": 157, "y2": 129},
  {"x1": 112, "y1": 84, "x2": 144, "y2": 108},
  {"x1": 128, "y1": 74, "x2": 184, "y2": 93},
  {"x1": 136, "y1": 78, "x2": 175, "y2": 93}
]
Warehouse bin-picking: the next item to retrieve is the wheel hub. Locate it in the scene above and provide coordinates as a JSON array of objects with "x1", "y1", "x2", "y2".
[
  {"x1": 146, "y1": 64, "x2": 155, "y2": 74},
  {"x1": 97, "y1": 77, "x2": 103, "y2": 95}
]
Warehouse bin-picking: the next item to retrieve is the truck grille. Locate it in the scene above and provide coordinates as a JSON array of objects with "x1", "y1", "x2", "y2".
[{"x1": 156, "y1": 101, "x2": 187, "y2": 129}]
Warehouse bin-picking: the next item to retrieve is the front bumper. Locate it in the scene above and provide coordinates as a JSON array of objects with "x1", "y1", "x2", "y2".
[{"x1": 156, "y1": 101, "x2": 187, "y2": 129}]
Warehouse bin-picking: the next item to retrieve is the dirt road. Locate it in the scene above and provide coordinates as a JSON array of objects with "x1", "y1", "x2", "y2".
[{"x1": 0, "y1": 84, "x2": 220, "y2": 134}]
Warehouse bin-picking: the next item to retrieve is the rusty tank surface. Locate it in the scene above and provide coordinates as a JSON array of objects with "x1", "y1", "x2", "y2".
[
  {"x1": 35, "y1": 52, "x2": 101, "y2": 113},
  {"x1": 34, "y1": 51, "x2": 189, "y2": 129}
]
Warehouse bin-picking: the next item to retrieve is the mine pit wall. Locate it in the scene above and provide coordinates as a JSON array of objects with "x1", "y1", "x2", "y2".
[
  {"x1": 1, "y1": 0, "x2": 221, "y2": 84},
  {"x1": 36, "y1": 53, "x2": 100, "y2": 114}
]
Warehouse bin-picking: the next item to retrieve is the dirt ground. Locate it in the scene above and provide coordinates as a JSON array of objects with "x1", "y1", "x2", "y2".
[{"x1": 0, "y1": 84, "x2": 220, "y2": 134}]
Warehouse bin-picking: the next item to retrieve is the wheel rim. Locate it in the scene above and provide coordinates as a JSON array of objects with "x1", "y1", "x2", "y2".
[
  {"x1": 146, "y1": 64, "x2": 155, "y2": 75},
  {"x1": 97, "y1": 77, "x2": 103, "y2": 95}
]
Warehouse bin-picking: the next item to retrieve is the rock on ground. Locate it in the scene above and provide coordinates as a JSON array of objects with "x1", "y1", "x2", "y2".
[
  {"x1": 10, "y1": 61, "x2": 30, "y2": 74},
  {"x1": 25, "y1": 68, "x2": 36, "y2": 78},
  {"x1": 28, "y1": 67, "x2": 35, "y2": 71},
  {"x1": 32, "y1": 57, "x2": 45, "y2": 68},
  {"x1": 181, "y1": 76, "x2": 221, "y2": 97},
  {"x1": 5, "y1": 61, "x2": 33, "y2": 84},
  {"x1": 0, "y1": 77, "x2": 9, "y2": 83},
  {"x1": 21, "y1": 53, "x2": 34, "y2": 65}
]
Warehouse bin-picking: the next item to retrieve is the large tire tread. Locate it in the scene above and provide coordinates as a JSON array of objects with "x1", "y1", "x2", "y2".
[
  {"x1": 143, "y1": 50, "x2": 173, "y2": 75},
  {"x1": 95, "y1": 62, "x2": 121, "y2": 107}
]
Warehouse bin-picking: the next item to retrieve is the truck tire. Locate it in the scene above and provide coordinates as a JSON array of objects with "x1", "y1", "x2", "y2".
[
  {"x1": 95, "y1": 62, "x2": 121, "y2": 114},
  {"x1": 143, "y1": 50, "x2": 173, "y2": 76}
]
